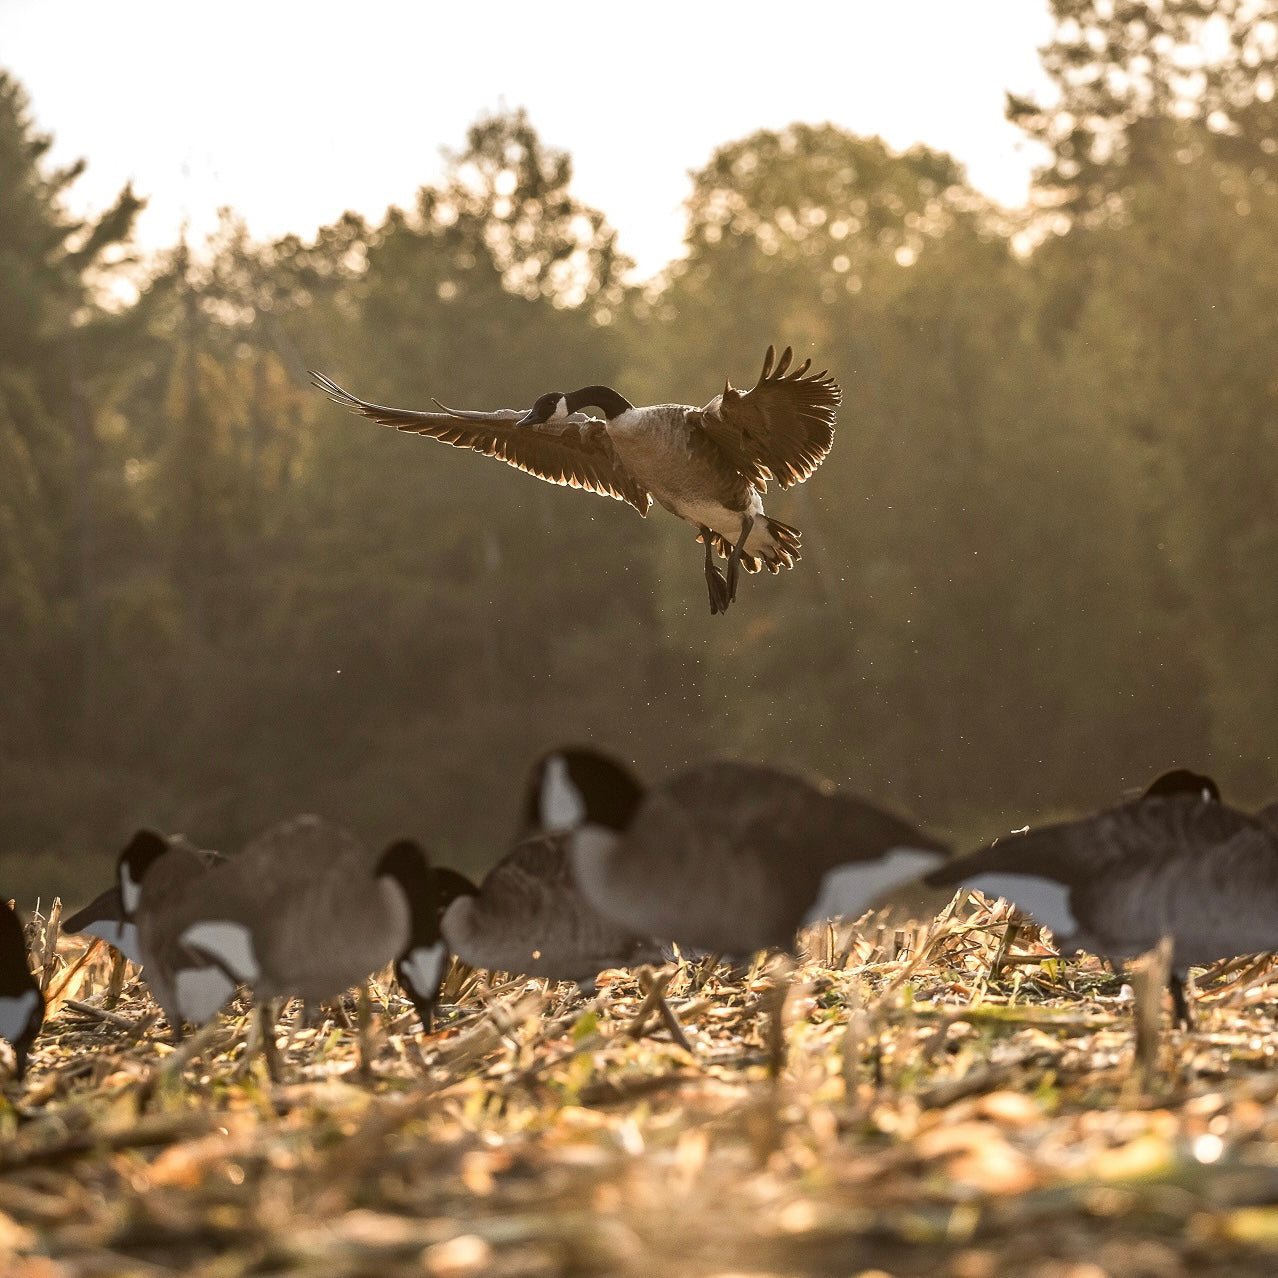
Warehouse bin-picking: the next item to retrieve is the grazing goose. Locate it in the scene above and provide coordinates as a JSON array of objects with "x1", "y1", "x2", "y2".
[
  {"x1": 1260, "y1": 800, "x2": 1278, "y2": 836},
  {"x1": 440, "y1": 832, "x2": 664, "y2": 984},
  {"x1": 90, "y1": 830, "x2": 239, "y2": 1033},
  {"x1": 392, "y1": 856, "x2": 478, "y2": 1031},
  {"x1": 172, "y1": 817, "x2": 448, "y2": 1030},
  {"x1": 0, "y1": 900, "x2": 43, "y2": 1081},
  {"x1": 311, "y1": 345, "x2": 840, "y2": 614},
  {"x1": 1140, "y1": 768, "x2": 1219, "y2": 802},
  {"x1": 64, "y1": 832, "x2": 224, "y2": 968},
  {"x1": 523, "y1": 748, "x2": 949, "y2": 955},
  {"x1": 923, "y1": 780, "x2": 1278, "y2": 1025}
]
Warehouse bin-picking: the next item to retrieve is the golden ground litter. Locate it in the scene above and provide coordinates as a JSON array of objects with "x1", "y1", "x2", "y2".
[{"x1": 5, "y1": 893, "x2": 1278, "y2": 1277}]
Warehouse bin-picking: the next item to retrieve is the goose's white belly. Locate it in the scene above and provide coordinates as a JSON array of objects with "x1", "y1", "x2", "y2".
[{"x1": 605, "y1": 408, "x2": 762, "y2": 543}]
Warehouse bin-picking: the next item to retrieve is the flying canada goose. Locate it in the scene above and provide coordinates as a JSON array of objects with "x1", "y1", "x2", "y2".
[
  {"x1": 172, "y1": 817, "x2": 450, "y2": 1032},
  {"x1": 311, "y1": 345, "x2": 840, "y2": 614},
  {"x1": 0, "y1": 900, "x2": 43, "y2": 1082},
  {"x1": 64, "y1": 832, "x2": 224, "y2": 968},
  {"x1": 440, "y1": 832, "x2": 665, "y2": 984},
  {"x1": 923, "y1": 779, "x2": 1278, "y2": 1026},
  {"x1": 523, "y1": 748, "x2": 949, "y2": 955}
]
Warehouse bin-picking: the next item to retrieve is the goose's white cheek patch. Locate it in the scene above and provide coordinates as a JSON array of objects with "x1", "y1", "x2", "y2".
[
  {"x1": 803, "y1": 849, "x2": 946, "y2": 927},
  {"x1": 540, "y1": 755, "x2": 586, "y2": 831},
  {"x1": 399, "y1": 942, "x2": 446, "y2": 1002},
  {"x1": 180, "y1": 920, "x2": 261, "y2": 982},
  {"x1": 0, "y1": 990, "x2": 41, "y2": 1040},
  {"x1": 80, "y1": 919, "x2": 142, "y2": 966},
  {"x1": 120, "y1": 864, "x2": 143, "y2": 915},
  {"x1": 964, "y1": 873, "x2": 1077, "y2": 938},
  {"x1": 173, "y1": 966, "x2": 236, "y2": 1023}
]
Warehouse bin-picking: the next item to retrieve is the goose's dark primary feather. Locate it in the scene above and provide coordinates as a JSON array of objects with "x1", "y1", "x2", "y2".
[
  {"x1": 693, "y1": 345, "x2": 840, "y2": 491},
  {"x1": 310, "y1": 372, "x2": 651, "y2": 515}
]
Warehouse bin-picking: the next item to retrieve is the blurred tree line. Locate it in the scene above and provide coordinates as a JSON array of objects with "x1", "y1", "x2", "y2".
[{"x1": 2, "y1": 0, "x2": 1276, "y2": 899}]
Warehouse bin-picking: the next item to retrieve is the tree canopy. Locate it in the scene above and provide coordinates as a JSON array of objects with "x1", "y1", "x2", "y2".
[{"x1": 1, "y1": 4, "x2": 1275, "y2": 898}]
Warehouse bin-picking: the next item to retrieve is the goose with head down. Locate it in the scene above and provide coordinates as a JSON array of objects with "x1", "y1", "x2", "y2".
[
  {"x1": 923, "y1": 768, "x2": 1278, "y2": 1027},
  {"x1": 64, "y1": 831, "x2": 225, "y2": 970},
  {"x1": 521, "y1": 748, "x2": 949, "y2": 957},
  {"x1": 171, "y1": 818, "x2": 462, "y2": 1034},
  {"x1": 311, "y1": 345, "x2": 840, "y2": 614},
  {"x1": 0, "y1": 900, "x2": 43, "y2": 1082}
]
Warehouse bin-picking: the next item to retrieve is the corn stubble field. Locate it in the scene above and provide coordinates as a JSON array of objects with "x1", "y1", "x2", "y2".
[{"x1": 7, "y1": 896, "x2": 1278, "y2": 1278}]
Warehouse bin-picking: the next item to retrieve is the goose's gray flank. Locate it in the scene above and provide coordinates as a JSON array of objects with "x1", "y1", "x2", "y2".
[
  {"x1": 440, "y1": 831, "x2": 664, "y2": 983},
  {"x1": 170, "y1": 818, "x2": 465, "y2": 1040}
]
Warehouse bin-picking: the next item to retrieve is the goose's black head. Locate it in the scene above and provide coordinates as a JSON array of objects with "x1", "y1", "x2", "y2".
[
  {"x1": 375, "y1": 839, "x2": 436, "y2": 937},
  {"x1": 519, "y1": 747, "x2": 646, "y2": 839},
  {"x1": 116, "y1": 829, "x2": 172, "y2": 918},
  {"x1": 1142, "y1": 768, "x2": 1220, "y2": 804},
  {"x1": 518, "y1": 386, "x2": 634, "y2": 426},
  {"x1": 517, "y1": 392, "x2": 569, "y2": 427},
  {"x1": 377, "y1": 839, "x2": 475, "y2": 1031}
]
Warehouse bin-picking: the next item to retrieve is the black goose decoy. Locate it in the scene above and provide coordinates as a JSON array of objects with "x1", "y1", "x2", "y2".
[
  {"x1": 522, "y1": 748, "x2": 949, "y2": 956},
  {"x1": 924, "y1": 778, "x2": 1278, "y2": 1026},
  {"x1": 440, "y1": 832, "x2": 665, "y2": 985},
  {"x1": 172, "y1": 817, "x2": 449, "y2": 1029},
  {"x1": 64, "y1": 832, "x2": 224, "y2": 968},
  {"x1": 91, "y1": 830, "x2": 239, "y2": 1033},
  {"x1": 1140, "y1": 768, "x2": 1220, "y2": 802},
  {"x1": 391, "y1": 858, "x2": 478, "y2": 1031},
  {"x1": 311, "y1": 345, "x2": 840, "y2": 614},
  {"x1": 0, "y1": 900, "x2": 44, "y2": 1081}
]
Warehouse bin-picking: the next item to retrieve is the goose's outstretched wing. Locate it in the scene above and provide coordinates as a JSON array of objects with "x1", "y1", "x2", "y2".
[
  {"x1": 693, "y1": 345, "x2": 841, "y2": 491},
  {"x1": 310, "y1": 373, "x2": 652, "y2": 516}
]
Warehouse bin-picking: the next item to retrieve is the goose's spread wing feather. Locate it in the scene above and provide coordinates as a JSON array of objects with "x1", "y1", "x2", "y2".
[
  {"x1": 311, "y1": 372, "x2": 652, "y2": 516},
  {"x1": 694, "y1": 345, "x2": 841, "y2": 492}
]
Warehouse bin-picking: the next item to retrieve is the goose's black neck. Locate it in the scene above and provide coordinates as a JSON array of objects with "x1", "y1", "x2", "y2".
[
  {"x1": 377, "y1": 839, "x2": 439, "y2": 946},
  {"x1": 565, "y1": 385, "x2": 634, "y2": 420}
]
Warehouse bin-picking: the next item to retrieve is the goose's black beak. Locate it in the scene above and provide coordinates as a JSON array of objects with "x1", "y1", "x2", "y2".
[{"x1": 516, "y1": 409, "x2": 540, "y2": 427}]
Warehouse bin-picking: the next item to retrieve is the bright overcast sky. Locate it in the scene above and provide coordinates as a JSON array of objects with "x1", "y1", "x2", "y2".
[{"x1": 3, "y1": 0, "x2": 1056, "y2": 280}]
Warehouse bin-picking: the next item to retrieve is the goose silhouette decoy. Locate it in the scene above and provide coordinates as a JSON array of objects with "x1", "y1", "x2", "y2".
[
  {"x1": 522, "y1": 748, "x2": 949, "y2": 955},
  {"x1": 1139, "y1": 767, "x2": 1220, "y2": 803},
  {"x1": 0, "y1": 900, "x2": 43, "y2": 1082},
  {"x1": 440, "y1": 832, "x2": 665, "y2": 984},
  {"x1": 923, "y1": 775, "x2": 1278, "y2": 1026},
  {"x1": 172, "y1": 818, "x2": 449, "y2": 1032},
  {"x1": 82, "y1": 830, "x2": 239, "y2": 1034},
  {"x1": 311, "y1": 345, "x2": 840, "y2": 614},
  {"x1": 64, "y1": 832, "x2": 225, "y2": 969},
  {"x1": 392, "y1": 858, "x2": 478, "y2": 1031}
]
